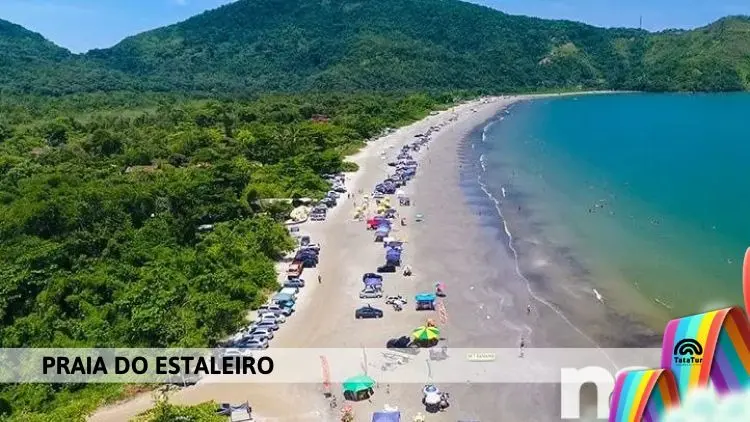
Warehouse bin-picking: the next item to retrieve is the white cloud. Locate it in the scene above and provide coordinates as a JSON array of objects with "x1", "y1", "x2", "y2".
[{"x1": 662, "y1": 387, "x2": 750, "y2": 422}]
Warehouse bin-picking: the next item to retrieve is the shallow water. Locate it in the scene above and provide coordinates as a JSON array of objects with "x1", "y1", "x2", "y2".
[{"x1": 477, "y1": 93, "x2": 750, "y2": 325}]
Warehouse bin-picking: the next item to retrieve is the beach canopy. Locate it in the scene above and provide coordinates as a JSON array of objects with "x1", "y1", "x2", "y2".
[
  {"x1": 414, "y1": 293, "x2": 436, "y2": 302},
  {"x1": 343, "y1": 374, "x2": 375, "y2": 393},
  {"x1": 412, "y1": 326, "x2": 440, "y2": 341},
  {"x1": 376, "y1": 227, "x2": 390, "y2": 236},
  {"x1": 364, "y1": 276, "x2": 383, "y2": 288},
  {"x1": 372, "y1": 411, "x2": 401, "y2": 422}
]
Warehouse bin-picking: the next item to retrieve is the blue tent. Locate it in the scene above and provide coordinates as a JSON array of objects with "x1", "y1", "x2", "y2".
[
  {"x1": 363, "y1": 276, "x2": 383, "y2": 288},
  {"x1": 376, "y1": 226, "x2": 390, "y2": 236},
  {"x1": 386, "y1": 248, "x2": 401, "y2": 265},
  {"x1": 372, "y1": 411, "x2": 401, "y2": 422}
]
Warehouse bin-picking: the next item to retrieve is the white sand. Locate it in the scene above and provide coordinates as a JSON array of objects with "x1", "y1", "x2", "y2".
[{"x1": 89, "y1": 93, "x2": 608, "y2": 422}]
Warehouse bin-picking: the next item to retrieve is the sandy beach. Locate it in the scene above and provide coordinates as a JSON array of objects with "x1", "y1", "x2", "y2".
[{"x1": 90, "y1": 93, "x2": 617, "y2": 422}]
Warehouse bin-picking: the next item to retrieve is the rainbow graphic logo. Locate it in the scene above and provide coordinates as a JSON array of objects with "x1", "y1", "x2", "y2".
[{"x1": 609, "y1": 247, "x2": 750, "y2": 422}]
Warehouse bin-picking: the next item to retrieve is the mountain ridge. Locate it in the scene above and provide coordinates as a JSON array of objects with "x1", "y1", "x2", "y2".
[{"x1": 1, "y1": 0, "x2": 750, "y2": 95}]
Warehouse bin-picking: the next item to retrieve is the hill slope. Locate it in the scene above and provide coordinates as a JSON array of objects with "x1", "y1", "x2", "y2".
[
  {"x1": 2, "y1": 1, "x2": 750, "y2": 94},
  {"x1": 0, "y1": 19, "x2": 134, "y2": 95},
  {"x1": 87, "y1": 0, "x2": 645, "y2": 93}
]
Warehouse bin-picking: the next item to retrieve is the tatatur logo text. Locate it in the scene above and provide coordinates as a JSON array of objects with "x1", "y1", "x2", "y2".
[{"x1": 673, "y1": 338, "x2": 704, "y2": 365}]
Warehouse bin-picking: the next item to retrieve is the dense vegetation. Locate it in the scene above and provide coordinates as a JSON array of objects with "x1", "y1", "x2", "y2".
[
  {"x1": 2, "y1": 0, "x2": 750, "y2": 95},
  {"x1": 0, "y1": 91, "x2": 454, "y2": 420}
]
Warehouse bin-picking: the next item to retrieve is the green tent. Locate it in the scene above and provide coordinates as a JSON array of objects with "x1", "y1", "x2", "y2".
[{"x1": 342, "y1": 374, "x2": 375, "y2": 393}]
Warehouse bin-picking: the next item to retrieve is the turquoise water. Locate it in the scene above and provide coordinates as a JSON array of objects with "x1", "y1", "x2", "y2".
[{"x1": 482, "y1": 93, "x2": 750, "y2": 321}]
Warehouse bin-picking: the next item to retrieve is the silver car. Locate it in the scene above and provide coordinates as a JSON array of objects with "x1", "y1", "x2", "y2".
[
  {"x1": 249, "y1": 327, "x2": 274, "y2": 340},
  {"x1": 359, "y1": 288, "x2": 383, "y2": 299},
  {"x1": 253, "y1": 320, "x2": 279, "y2": 331},
  {"x1": 241, "y1": 338, "x2": 268, "y2": 349},
  {"x1": 257, "y1": 312, "x2": 285, "y2": 324}
]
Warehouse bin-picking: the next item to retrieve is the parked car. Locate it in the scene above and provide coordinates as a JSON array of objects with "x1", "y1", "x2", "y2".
[
  {"x1": 295, "y1": 251, "x2": 318, "y2": 267},
  {"x1": 222, "y1": 348, "x2": 252, "y2": 358},
  {"x1": 258, "y1": 312, "x2": 285, "y2": 324},
  {"x1": 287, "y1": 261, "x2": 303, "y2": 279},
  {"x1": 355, "y1": 305, "x2": 384, "y2": 319},
  {"x1": 327, "y1": 191, "x2": 340, "y2": 199},
  {"x1": 377, "y1": 264, "x2": 397, "y2": 273},
  {"x1": 248, "y1": 326, "x2": 275, "y2": 340},
  {"x1": 239, "y1": 337, "x2": 268, "y2": 349},
  {"x1": 359, "y1": 288, "x2": 383, "y2": 299},
  {"x1": 310, "y1": 213, "x2": 326, "y2": 221},
  {"x1": 333, "y1": 185, "x2": 347, "y2": 193},
  {"x1": 253, "y1": 320, "x2": 279, "y2": 331},
  {"x1": 258, "y1": 304, "x2": 293, "y2": 317},
  {"x1": 279, "y1": 287, "x2": 299, "y2": 296},
  {"x1": 385, "y1": 295, "x2": 407, "y2": 305},
  {"x1": 302, "y1": 243, "x2": 321, "y2": 253},
  {"x1": 284, "y1": 278, "x2": 305, "y2": 288}
]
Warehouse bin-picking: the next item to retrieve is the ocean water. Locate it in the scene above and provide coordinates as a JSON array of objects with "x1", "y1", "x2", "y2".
[{"x1": 477, "y1": 93, "x2": 750, "y2": 325}]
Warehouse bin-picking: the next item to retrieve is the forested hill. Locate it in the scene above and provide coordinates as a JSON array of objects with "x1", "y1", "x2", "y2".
[{"x1": 2, "y1": 0, "x2": 750, "y2": 95}]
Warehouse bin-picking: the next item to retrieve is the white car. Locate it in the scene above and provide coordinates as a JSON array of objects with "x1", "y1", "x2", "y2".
[
  {"x1": 248, "y1": 326, "x2": 274, "y2": 340},
  {"x1": 258, "y1": 304, "x2": 293, "y2": 316},
  {"x1": 223, "y1": 348, "x2": 252, "y2": 357},
  {"x1": 359, "y1": 288, "x2": 383, "y2": 299},
  {"x1": 240, "y1": 337, "x2": 268, "y2": 349},
  {"x1": 301, "y1": 243, "x2": 321, "y2": 252},
  {"x1": 258, "y1": 312, "x2": 285, "y2": 324}
]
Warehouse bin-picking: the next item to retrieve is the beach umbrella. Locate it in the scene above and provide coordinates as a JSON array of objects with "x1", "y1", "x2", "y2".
[
  {"x1": 343, "y1": 374, "x2": 376, "y2": 393},
  {"x1": 411, "y1": 326, "x2": 440, "y2": 341}
]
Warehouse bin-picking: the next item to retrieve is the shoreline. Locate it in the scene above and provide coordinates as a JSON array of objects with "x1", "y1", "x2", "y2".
[{"x1": 89, "y1": 92, "x2": 629, "y2": 422}]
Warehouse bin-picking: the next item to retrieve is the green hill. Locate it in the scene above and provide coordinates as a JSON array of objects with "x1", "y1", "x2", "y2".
[
  {"x1": 2, "y1": 1, "x2": 750, "y2": 94},
  {"x1": 0, "y1": 0, "x2": 750, "y2": 94},
  {"x1": 85, "y1": 0, "x2": 645, "y2": 93},
  {"x1": 0, "y1": 19, "x2": 135, "y2": 96}
]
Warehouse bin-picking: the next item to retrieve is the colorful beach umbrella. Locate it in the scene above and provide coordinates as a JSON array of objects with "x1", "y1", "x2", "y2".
[
  {"x1": 342, "y1": 374, "x2": 376, "y2": 393},
  {"x1": 411, "y1": 326, "x2": 440, "y2": 341}
]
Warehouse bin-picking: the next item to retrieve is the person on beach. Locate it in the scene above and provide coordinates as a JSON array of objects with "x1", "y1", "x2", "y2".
[
  {"x1": 519, "y1": 337, "x2": 525, "y2": 358},
  {"x1": 318, "y1": 275, "x2": 322, "y2": 284},
  {"x1": 526, "y1": 304, "x2": 531, "y2": 315}
]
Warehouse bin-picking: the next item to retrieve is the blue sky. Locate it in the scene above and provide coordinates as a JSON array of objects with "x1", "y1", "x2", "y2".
[{"x1": 1, "y1": 0, "x2": 749, "y2": 53}]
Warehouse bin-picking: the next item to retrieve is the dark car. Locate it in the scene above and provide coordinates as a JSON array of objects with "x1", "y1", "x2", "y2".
[
  {"x1": 284, "y1": 278, "x2": 305, "y2": 288},
  {"x1": 385, "y1": 336, "x2": 420, "y2": 354},
  {"x1": 355, "y1": 305, "x2": 384, "y2": 319},
  {"x1": 377, "y1": 264, "x2": 397, "y2": 273},
  {"x1": 295, "y1": 252, "x2": 318, "y2": 267}
]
